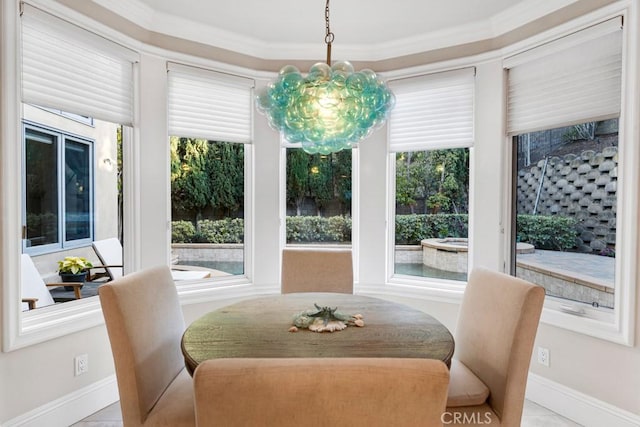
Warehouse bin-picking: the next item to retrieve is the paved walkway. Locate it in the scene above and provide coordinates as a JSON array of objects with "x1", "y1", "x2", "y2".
[{"x1": 517, "y1": 249, "x2": 615, "y2": 288}]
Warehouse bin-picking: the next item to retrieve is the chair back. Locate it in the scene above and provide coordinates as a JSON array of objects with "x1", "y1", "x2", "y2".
[
  {"x1": 21, "y1": 254, "x2": 55, "y2": 310},
  {"x1": 193, "y1": 357, "x2": 449, "y2": 427},
  {"x1": 455, "y1": 267, "x2": 545, "y2": 425},
  {"x1": 99, "y1": 266, "x2": 185, "y2": 425},
  {"x1": 281, "y1": 248, "x2": 353, "y2": 294},
  {"x1": 92, "y1": 237, "x2": 123, "y2": 280}
]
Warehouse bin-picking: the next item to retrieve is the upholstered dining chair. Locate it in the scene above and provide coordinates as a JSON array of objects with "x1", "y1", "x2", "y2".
[
  {"x1": 99, "y1": 265, "x2": 195, "y2": 426},
  {"x1": 193, "y1": 357, "x2": 450, "y2": 427},
  {"x1": 446, "y1": 267, "x2": 545, "y2": 426},
  {"x1": 281, "y1": 248, "x2": 353, "y2": 294}
]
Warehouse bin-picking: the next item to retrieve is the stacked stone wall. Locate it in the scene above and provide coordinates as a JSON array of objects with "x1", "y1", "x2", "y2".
[{"x1": 516, "y1": 147, "x2": 617, "y2": 253}]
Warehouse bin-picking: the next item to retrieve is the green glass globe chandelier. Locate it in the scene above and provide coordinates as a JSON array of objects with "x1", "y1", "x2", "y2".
[{"x1": 256, "y1": 0, "x2": 395, "y2": 154}]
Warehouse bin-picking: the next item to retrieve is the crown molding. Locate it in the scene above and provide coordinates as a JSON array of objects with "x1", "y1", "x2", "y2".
[{"x1": 87, "y1": 0, "x2": 592, "y2": 61}]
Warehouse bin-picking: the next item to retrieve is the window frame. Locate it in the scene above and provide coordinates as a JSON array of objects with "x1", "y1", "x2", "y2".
[
  {"x1": 386, "y1": 147, "x2": 473, "y2": 294},
  {"x1": 385, "y1": 68, "x2": 475, "y2": 292},
  {"x1": 279, "y1": 140, "x2": 358, "y2": 285},
  {"x1": 502, "y1": 9, "x2": 638, "y2": 346},
  {"x1": 22, "y1": 122, "x2": 95, "y2": 255},
  {"x1": 166, "y1": 62, "x2": 255, "y2": 291}
]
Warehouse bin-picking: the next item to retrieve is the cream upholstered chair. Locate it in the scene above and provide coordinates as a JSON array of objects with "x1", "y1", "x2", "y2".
[
  {"x1": 446, "y1": 267, "x2": 545, "y2": 426},
  {"x1": 193, "y1": 358, "x2": 450, "y2": 427},
  {"x1": 99, "y1": 266, "x2": 194, "y2": 426},
  {"x1": 281, "y1": 248, "x2": 353, "y2": 294}
]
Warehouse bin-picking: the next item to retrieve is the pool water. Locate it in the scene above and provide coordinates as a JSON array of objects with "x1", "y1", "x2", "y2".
[
  {"x1": 394, "y1": 263, "x2": 467, "y2": 281},
  {"x1": 178, "y1": 260, "x2": 244, "y2": 275},
  {"x1": 180, "y1": 260, "x2": 466, "y2": 281}
]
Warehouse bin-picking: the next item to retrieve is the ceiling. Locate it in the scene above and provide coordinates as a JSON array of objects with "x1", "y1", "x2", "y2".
[{"x1": 94, "y1": 0, "x2": 580, "y2": 61}]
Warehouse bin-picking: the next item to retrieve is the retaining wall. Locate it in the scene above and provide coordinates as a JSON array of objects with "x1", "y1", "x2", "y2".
[{"x1": 516, "y1": 147, "x2": 618, "y2": 253}]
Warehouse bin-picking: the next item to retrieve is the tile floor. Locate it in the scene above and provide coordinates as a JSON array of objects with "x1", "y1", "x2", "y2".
[{"x1": 72, "y1": 399, "x2": 582, "y2": 426}]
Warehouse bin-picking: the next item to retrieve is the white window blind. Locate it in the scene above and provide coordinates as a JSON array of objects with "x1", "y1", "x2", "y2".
[
  {"x1": 167, "y1": 63, "x2": 254, "y2": 143},
  {"x1": 505, "y1": 17, "x2": 622, "y2": 135},
  {"x1": 21, "y1": 3, "x2": 137, "y2": 126},
  {"x1": 389, "y1": 68, "x2": 475, "y2": 152}
]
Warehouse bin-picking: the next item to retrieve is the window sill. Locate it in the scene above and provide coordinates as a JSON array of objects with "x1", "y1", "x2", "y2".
[
  {"x1": 376, "y1": 275, "x2": 633, "y2": 347},
  {"x1": 540, "y1": 297, "x2": 633, "y2": 346},
  {"x1": 5, "y1": 275, "x2": 267, "y2": 351},
  {"x1": 362, "y1": 275, "x2": 466, "y2": 304}
]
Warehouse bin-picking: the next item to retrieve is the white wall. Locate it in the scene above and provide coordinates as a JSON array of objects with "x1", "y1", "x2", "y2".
[{"x1": 1, "y1": 0, "x2": 640, "y2": 424}]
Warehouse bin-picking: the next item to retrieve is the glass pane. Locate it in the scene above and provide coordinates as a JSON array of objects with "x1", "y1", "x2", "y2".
[
  {"x1": 513, "y1": 119, "x2": 617, "y2": 310},
  {"x1": 25, "y1": 129, "x2": 59, "y2": 247},
  {"x1": 65, "y1": 139, "x2": 91, "y2": 241},
  {"x1": 170, "y1": 137, "x2": 245, "y2": 277},
  {"x1": 394, "y1": 148, "x2": 469, "y2": 281},
  {"x1": 285, "y1": 148, "x2": 352, "y2": 245}
]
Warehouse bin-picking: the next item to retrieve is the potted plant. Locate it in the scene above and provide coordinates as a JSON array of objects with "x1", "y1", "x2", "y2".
[{"x1": 58, "y1": 256, "x2": 93, "y2": 289}]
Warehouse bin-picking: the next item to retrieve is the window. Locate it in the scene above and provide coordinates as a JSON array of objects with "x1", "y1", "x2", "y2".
[
  {"x1": 170, "y1": 137, "x2": 246, "y2": 276},
  {"x1": 7, "y1": 3, "x2": 137, "y2": 346},
  {"x1": 505, "y1": 17, "x2": 635, "y2": 342},
  {"x1": 285, "y1": 148, "x2": 352, "y2": 246},
  {"x1": 512, "y1": 120, "x2": 618, "y2": 311},
  {"x1": 23, "y1": 124, "x2": 94, "y2": 252},
  {"x1": 388, "y1": 68, "x2": 474, "y2": 283},
  {"x1": 167, "y1": 63, "x2": 254, "y2": 279}
]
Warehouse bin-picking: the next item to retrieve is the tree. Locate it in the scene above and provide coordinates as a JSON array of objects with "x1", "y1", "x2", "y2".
[
  {"x1": 308, "y1": 154, "x2": 333, "y2": 215},
  {"x1": 333, "y1": 150, "x2": 352, "y2": 214},
  {"x1": 206, "y1": 142, "x2": 244, "y2": 217},
  {"x1": 170, "y1": 137, "x2": 213, "y2": 222},
  {"x1": 287, "y1": 149, "x2": 310, "y2": 215},
  {"x1": 394, "y1": 148, "x2": 469, "y2": 215},
  {"x1": 396, "y1": 151, "x2": 427, "y2": 213}
]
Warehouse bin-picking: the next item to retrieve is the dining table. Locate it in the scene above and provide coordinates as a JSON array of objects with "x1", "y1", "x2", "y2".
[{"x1": 181, "y1": 292, "x2": 455, "y2": 375}]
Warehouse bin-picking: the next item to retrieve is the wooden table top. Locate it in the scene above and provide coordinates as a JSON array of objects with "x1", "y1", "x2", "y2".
[{"x1": 181, "y1": 293, "x2": 455, "y2": 375}]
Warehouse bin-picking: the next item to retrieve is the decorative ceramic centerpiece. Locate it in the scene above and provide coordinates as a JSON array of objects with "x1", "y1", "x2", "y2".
[{"x1": 289, "y1": 303, "x2": 365, "y2": 333}]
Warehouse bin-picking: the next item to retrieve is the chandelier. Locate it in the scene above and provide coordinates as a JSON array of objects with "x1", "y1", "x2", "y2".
[{"x1": 256, "y1": 0, "x2": 395, "y2": 154}]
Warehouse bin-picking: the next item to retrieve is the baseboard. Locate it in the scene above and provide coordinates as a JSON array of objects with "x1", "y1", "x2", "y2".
[
  {"x1": 3, "y1": 375, "x2": 119, "y2": 427},
  {"x1": 526, "y1": 372, "x2": 640, "y2": 427}
]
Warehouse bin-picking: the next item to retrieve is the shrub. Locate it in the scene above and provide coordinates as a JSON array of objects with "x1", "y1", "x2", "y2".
[
  {"x1": 516, "y1": 215, "x2": 578, "y2": 251},
  {"x1": 286, "y1": 215, "x2": 351, "y2": 243},
  {"x1": 198, "y1": 218, "x2": 244, "y2": 243},
  {"x1": 395, "y1": 214, "x2": 468, "y2": 245},
  {"x1": 172, "y1": 220, "x2": 196, "y2": 243}
]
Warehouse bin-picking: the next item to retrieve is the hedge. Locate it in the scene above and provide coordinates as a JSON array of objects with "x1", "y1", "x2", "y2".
[
  {"x1": 516, "y1": 215, "x2": 578, "y2": 251},
  {"x1": 172, "y1": 213, "x2": 577, "y2": 250},
  {"x1": 395, "y1": 214, "x2": 468, "y2": 244},
  {"x1": 286, "y1": 215, "x2": 352, "y2": 243}
]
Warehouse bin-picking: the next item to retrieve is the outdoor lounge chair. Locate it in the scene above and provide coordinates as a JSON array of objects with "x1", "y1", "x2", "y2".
[
  {"x1": 21, "y1": 254, "x2": 83, "y2": 310},
  {"x1": 91, "y1": 237, "x2": 219, "y2": 282}
]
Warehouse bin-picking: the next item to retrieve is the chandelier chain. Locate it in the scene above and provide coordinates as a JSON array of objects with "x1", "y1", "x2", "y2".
[
  {"x1": 324, "y1": 0, "x2": 334, "y2": 64},
  {"x1": 325, "y1": 0, "x2": 334, "y2": 44}
]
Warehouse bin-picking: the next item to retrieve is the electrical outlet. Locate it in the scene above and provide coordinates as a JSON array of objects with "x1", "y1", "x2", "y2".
[
  {"x1": 75, "y1": 354, "x2": 89, "y2": 376},
  {"x1": 537, "y1": 347, "x2": 550, "y2": 367}
]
